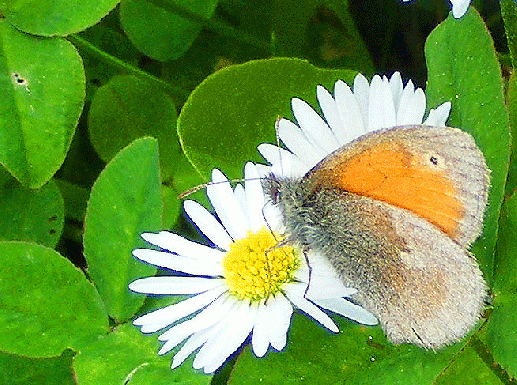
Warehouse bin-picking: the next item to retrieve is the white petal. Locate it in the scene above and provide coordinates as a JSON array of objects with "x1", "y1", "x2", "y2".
[
  {"x1": 132, "y1": 249, "x2": 222, "y2": 276},
  {"x1": 293, "y1": 261, "x2": 310, "y2": 283},
  {"x1": 254, "y1": 163, "x2": 272, "y2": 178},
  {"x1": 306, "y1": 252, "x2": 337, "y2": 275},
  {"x1": 264, "y1": 294, "x2": 293, "y2": 350},
  {"x1": 334, "y1": 80, "x2": 367, "y2": 141},
  {"x1": 251, "y1": 301, "x2": 270, "y2": 357},
  {"x1": 194, "y1": 299, "x2": 256, "y2": 373},
  {"x1": 451, "y1": 0, "x2": 470, "y2": 18},
  {"x1": 306, "y1": 274, "x2": 357, "y2": 299},
  {"x1": 424, "y1": 102, "x2": 451, "y2": 127},
  {"x1": 141, "y1": 231, "x2": 223, "y2": 264},
  {"x1": 389, "y1": 72, "x2": 404, "y2": 111},
  {"x1": 251, "y1": 296, "x2": 292, "y2": 357},
  {"x1": 303, "y1": 253, "x2": 357, "y2": 298},
  {"x1": 133, "y1": 285, "x2": 227, "y2": 333},
  {"x1": 257, "y1": 143, "x2": 308, "y2": 177},
  {"x1": 171, "y1": 325, "x2": 217, "y2": 369},
  {"x1": 129, "y1": 276, "x2": 224, "y2": 295},
  {"x1": 397, "y1": 85, "x2": 426, "y2": 125},
  {"x1": 244, "y1": 163, "x2": 266, "y2": 231},
  {"x1": 184, "y1": 200, "x2": 232, "y2": 250},
  {"x1": 257, "y1": 143, "x2": 285, "y2": 166},
  {"x1": 277, "y1": 118, "x2": 327, "y2": 166},
  {"x1": 317, "y1": 85, "x2": 344, "y2": 140},
  {"x1": 312, "y1": 298, "x2": 378, "y2": 325},
  {"x1": 291, "y1": 98, "x2": 340, "y2": 153},
  {"x1": 368, "y1": 75, "x2": 397, "y2": 130},
  {"x1": 188, "y1": 321, "x2": 231, "y2": 371},
  {"x1": 273, "y1": 149, "x2": 296, "y2": 178},
  {"x1": 262, "y1": 201, "x2": 283, "y2": 232},
  {"x1": 207, "y1": 169, "x2": 248, "y2": 240},
  {"x1": 158, "y1": 294, "x2": 236, "y2": 354},
  {"x1": 284, "y1": 282, "x2": 338, "y2": 332},
  {"x1": 233, "y1": 184, "x2": 248, "y2": 225},
  {"x1": 353, "y1": 73, "x2": 370, "y2": 128}
]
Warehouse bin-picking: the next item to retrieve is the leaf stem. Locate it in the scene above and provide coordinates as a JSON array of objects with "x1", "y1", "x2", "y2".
[
  {"x1": 501, "y1": 0, "x2": 517, "y2": 67},
  {"x1": 68, "y1": 34, "x2": 190, "y2": 101},
  {"x1": 146, "y1": 0, "x2": 271, "y2": 52}
]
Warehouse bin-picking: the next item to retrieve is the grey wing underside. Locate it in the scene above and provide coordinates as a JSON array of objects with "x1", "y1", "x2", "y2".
[{"x1": 304, "y1": 189, "x2": 487, "y2": 348}]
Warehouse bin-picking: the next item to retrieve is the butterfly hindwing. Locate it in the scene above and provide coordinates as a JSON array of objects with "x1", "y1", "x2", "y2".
[{"x1": 287, "y1": 187, "x2": 487, "y2": 348}]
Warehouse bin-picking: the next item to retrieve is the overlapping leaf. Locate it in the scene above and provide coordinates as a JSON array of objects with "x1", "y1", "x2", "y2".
[
  {"x1": 487, "y1": 191, "x2": 517, "y2": 378},
  {"x1": 120, "y1": 0, "x2": 219, "y2": 61},
  {"x1": 83, "y1": 137, "x2": 163, "y2": 322},
  {"x1": 0, "y1": 242, "x2": 108, "y2": 358},
  {"x1": 178, "y1": 57, "x2": 356, "y2": 181},
  {"x1": 74, "y1": 323, "x2": 210, "y2": 385},
  {"x1": 0, "y1": 0, "x2": 120, "y2": 36},
  {"x1": 0, "y1": 179, "x2": 64, "y2": 247},
  {"x1": 0, "y1": 21, "x2": 85, "y2": 188},
  {"x1": 88, "y1": 75, "x2": 179, "y2": 183},
  {"x1": 425, "y1": 8, "x2": 510, "y2": 282}
]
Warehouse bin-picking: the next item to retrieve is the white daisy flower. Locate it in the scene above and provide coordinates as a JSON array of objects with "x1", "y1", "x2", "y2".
[
  {"x1": 257, "y1": 72, "x2": 451, "y2": 178},
  {"x1": 129, "y1": 162, "x2": 377, "y2": 374},
  {"x1": 402, "y1": 0, "x2": 470, "y2": 18}
]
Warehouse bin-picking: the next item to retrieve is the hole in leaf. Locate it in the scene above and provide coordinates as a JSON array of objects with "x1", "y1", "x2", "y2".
[{"x1": 11, "y1": 73, "x2": 28, "y2": 86}]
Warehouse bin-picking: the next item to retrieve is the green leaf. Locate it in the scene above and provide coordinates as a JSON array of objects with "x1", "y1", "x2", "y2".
[
  {"x1": 77, "y1": 23, "x2": 141, "y2": 102},
  {"x1": 504, "y1": 68, "x2": 517, "y2": 194},
  {"x1": 425, "y1": 8, "x2": 510, "y2": 283},
  {"x1": 486, "y1": 190, "x2": 517, "y2": 378},
  {"x1": 159, "y1": 3, "x2": 270, "y2": 102},
  {"x1": 219, "y1": 0, "x2": 272, "y2": 43},
  {"x1": 166, "y1": 148, "x2": 206, "y2": 207},
  {"x1": 501, "y1": 0, "x2": 517, "y2": 66},
  {"x1": 272, "y1": 0, "x2": 374, "y2": 72},
  {"x1": 74, "y1": 323, "x2": 211, "y2": 385},
  {"x1": 55, "y1": 179, "x2": 89, "y2": 224},
  {"x1": 0, "y1": 350, "x2": 75, "y2": 385},
  {"x1": 434, "y1": 339, "x2": 505, "y2": 385},
  {"x1": 0, "y1": 179, "x2": 64, "y2": 248},
  {"x1": 178, "y1": 57, "x2": 356, "y2": 182},
  {"x1": 0, "y1": 20, "x2": 85, "y2": 188},
  {"x1": 229, "y1": 315, "x2": 467, "y2": 384},
  {"x1": 162, "y1": 185, "x2": 181, "y2": 229},
  {"x1": 0, "y1": 0, "x2": 120, "y2": 36},
  {"x1": 120, "y1": 0, "x2": 219, "y2": 61},
  {"x1": 0, "y1": 241, "x2": 108, "y2": 357},
  {"x1": 83, "y1": 137, "x2": 163, "y2": 322},
  {"x1": 87, "y1": 74, "x2": 179, "y2": 183},
  {"x1": 54, "y1": 110, "x2": 105, "y2": 189}
]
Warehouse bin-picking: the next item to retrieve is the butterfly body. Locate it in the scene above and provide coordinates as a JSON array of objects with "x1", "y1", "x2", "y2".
[{"x1": 263, "y1": 125, "x2": 489, "y2": 348}]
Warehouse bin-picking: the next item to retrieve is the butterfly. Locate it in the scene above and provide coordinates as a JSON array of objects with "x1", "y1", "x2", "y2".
[{"x1": 262, "y1": 124, "x2": 489, "y2": 348}]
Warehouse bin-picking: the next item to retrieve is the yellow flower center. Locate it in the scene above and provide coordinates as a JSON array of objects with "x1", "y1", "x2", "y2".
[{"x1": 222, "y1": 227, "x2": 299, "y2": 302}]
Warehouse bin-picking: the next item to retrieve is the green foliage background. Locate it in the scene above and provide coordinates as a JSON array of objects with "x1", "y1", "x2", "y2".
[{"x1": 0, "y1": 0, "x2": 516, "y2": 384}]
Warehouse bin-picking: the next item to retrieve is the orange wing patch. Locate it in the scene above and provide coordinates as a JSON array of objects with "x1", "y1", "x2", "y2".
[{"x1": 314, "y1": 141, "x2": 464, "y2": 238}]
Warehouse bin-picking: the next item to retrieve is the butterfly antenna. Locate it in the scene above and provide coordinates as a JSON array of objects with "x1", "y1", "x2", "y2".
[
  {"x1": 178, "y1": 177, "x2": 263, "y2": 199},
  {"x1": 261, "y1": 204, "x2": 273, "y2": 304},
  {"x1": 274, "y1": 117, "x2": 286, "y2": 177},
  {"x1": 263, "y1": 202, "x2": 312, "y2": 299},
  {"x1": 264, "y1": 246, "x2": 273, "y2": 304},
  {"x1": 303, "y1": 250, "x2": 312, "y2": 299},
  {"x1": 177, "y1": 183, "x2": 210, "y2": 199}
]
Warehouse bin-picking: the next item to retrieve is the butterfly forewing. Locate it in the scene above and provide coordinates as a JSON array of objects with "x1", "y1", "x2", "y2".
[{"x1": 305, "y1": 125, "x2": 489, "y2": 247}]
